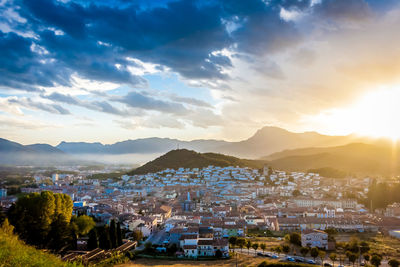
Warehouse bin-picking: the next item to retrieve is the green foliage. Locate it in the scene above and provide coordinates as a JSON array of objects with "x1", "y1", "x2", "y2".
[
  {"x1": 116, "y1": 222, "x2": 123, "y2": 246},
  {"x1": 292, "y1": 189, "x2": 301, "y2": 197},
  {"x1": 347, "y1": 252, "x2": 357, "y2": 265},
  {"x1": 389, "y1": 259, "x2": 400, "y2": 267},
  {"x1": 129, "y1": 149, "x2": 265, "y2": 175},
  {"x1": 282, "y1": 244, "x2": 290, "y2": 254},
  {"x1": 252, "y1": 243, "x2": 259, "y2": 251},
  {"x1": 229, "y1": 236, "x2": 237, "y2": 248},
  {"x1": 87, "y1": 228, "x2": 98, "y2": 250},
  {"x1": 310, "y1": 247, "x2": 319, "y2": 260},
  {"x1": 0, "y1": 220, "x2": 80, "y2": 267},
  {"x1": 366, "y1": 180, "x2": 400, "y2": 210},
  {"x1": 8, "y1": 191, "x2": 73, "y2": 247},
  {"x1": 370, "y1": 254, "x2": 382, "y2": 267},
  {"x1": 289, "y1": 232, "x2": 301, "y2": 246},
  {"x1": 109, "y1": 219, "x2": 117, "y2": 248},
  {"x1": 98, "y1": 226, "x2": 112, "y2": 250},
  {"x1": 246, "y1": 240, "x2": 252, "y2": 253},
  {"x1": 300, "y1": 247, "x2": 309, "y2": 257},
  {"x1": 132, "y1": 230, "x2": 143, "y2": 241},
  {"x1": 215, "y1": 249, "x2": 222, "y2": 258},
  {"x1": 71, "y1": 215, "x2": 95, "y2": 236},
  {"x1": 260, "y1": 243, "x2": 267, "y2": 252}
]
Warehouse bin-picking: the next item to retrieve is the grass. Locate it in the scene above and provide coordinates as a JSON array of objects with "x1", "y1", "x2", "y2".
[{"x1": 0, "y1": 222, "x2": 81, "y2": 267}]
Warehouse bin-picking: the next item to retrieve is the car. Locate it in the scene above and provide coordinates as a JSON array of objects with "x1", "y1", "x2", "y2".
[
  {"x1": 257, "y1": 252, "x2": 264, "y2": 256},
  {"x1": 338, "y1": 265, "x2": 344, "y2": 267},
  {"x1": 286, "y1": 257, "x2": 295, "y2": 262},
  {"x1": 264, "y1": 253, "x2": 271, "y2": 257},
  {"x1": 307, "y1": 259, "x2": 316, "y2": 264},
  {"x1": 324, "y1": 263, "x2": 333, "y2": 267},
  {"x1": 271, "y1": 254, "x2": 279, "y2": 259}
]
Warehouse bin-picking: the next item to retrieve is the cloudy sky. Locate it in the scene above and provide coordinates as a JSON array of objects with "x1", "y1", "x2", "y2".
[{"x1": 2, "y1": 0, "x2": 400, "y2": 145}]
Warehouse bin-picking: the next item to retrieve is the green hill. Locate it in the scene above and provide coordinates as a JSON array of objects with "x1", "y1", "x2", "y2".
[
  {"x1": 262, "y1": 142, "x2": 400, "y2": 177},
  {"x1": 0, "y1": 220, "x2": 78, "y2": 267},
  {"x1": 128, "y1": 149, "x2": 265, "y2": 175}
]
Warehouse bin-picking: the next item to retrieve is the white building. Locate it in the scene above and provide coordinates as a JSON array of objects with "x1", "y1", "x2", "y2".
[{"x1": 301, "y1": 229, "x2": 328, "y2": 249}]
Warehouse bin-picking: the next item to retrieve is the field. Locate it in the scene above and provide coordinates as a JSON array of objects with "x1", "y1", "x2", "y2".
[{"x1": 118, "y1": 254, "x2": 267, "y2": 267}]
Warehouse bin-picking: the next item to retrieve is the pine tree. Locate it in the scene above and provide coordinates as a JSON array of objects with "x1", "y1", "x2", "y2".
[
  {"x1": 116, "y1": 222, "x2": 123, "y2": 246},
  {"x1": 87, "y1": 228, "x2": 98, "y2": 250},
  {"x1": 109, "y1": 219, "x2": 117, "y2": 248}
]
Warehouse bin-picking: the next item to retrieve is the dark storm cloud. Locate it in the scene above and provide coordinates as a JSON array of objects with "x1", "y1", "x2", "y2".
[{"x1": 1, "y1": 0, "x2": 309, "y2": 92}]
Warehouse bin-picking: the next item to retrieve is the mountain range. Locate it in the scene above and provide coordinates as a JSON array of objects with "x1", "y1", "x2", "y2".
[
  {"x1": 54, "y1": 126, "x2": 365, "y2": 158},
  {"x1": 1, "y1": 126, "x2": 396, "y2": 177}
]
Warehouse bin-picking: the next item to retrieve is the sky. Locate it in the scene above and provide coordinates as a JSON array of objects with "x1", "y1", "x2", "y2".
[{"x1": 1, "y1": 0, "x2": 400, "y2": 145}]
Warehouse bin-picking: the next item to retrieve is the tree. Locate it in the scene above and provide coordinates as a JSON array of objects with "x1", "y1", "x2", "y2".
[
  {"x1": 300, "y1": 247, "x2": 309, "y2": 258},
  {"x1": 72, "y1": 215, "x2": 95, "y2": 236},
  {"x1": 215, "y1": 249, "x2": 222, "y2": 258},
  {"x1": 325, "y1": 228, "x2": 338, "y2": 242},
  {"x1": 292, "y1": 189, "x2": 301, "y2": 197},
  {"x1": 282, "y1": 244, "x2": 290, "y2": 255},
  {"x1": 229, "y1": 236, "x2": 237, "y2": 251},
  {"x1": 8, "y1": 191, "x2": 73, "y2": 247},
  {"x1": 364, "y1": 254, "x2": 370, "y2": 263},
  {"x1": 116, "y1": 222, "x2": 123, "y2": 246},
  {"x1": 47, "y1": 214, "x2": 73, "y2": 252},
  {"x1": 237, "y1": 238, "x2": 245, "y2": 252},
  {"x1": 346, "y1": 237, "x2": 360, "y2": 254},
  {"x1": 275, "y1": 246, "x2": 282, "y2": 255},
  {"x1": 246, "y1": 240, "x2": 252, "y2": 254},
  {"x1": 87, "y1": 228, "x2": 98, "y2": 250},
  {"x1": 389, "y1": 259, "x2": 400, "y2": 267},
  {"x1": 260, "y1": 243, "x2": 266, "y2": 253},
  {"x1": 329, "y1": 253, "x2": 337, "y2": 267},
  {"x1": 371, "y1": 254, "x2": 382, "y2": 267},
  {"x1": 289, "y1": 232, "x2": 302, "y2": 246},
  {"x1": 132, "y1": 230, "x2": 143, "y2": 241},
  {"x1": 109, "y1": 219, "x2": 117, "y2": 248},
  {"x1": 252, "y1": 243, "x2": 259, "y2": 254},
  {"x1": 347, "y1": 252, "x2": 357, "y2": 267},
  {"x1": 1, "y1": 218, "x2": 14, "y2": 235},
  {"x1": 310, "y1": 247, "x2": 319, "y2": 261},
  {"x1": 98, "y1": 226, "x2": 111, "y2": 249},
  {"x1": 359, "y1": 241, "x2": 370, "y2": 255}
]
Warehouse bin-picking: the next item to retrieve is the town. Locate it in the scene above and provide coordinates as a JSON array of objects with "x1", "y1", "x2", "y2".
[{"x1": 1, "y1": 164, "x2": 400, "y2": 266}]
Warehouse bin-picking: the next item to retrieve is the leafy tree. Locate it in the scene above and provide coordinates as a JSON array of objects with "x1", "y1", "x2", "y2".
[
  {"x1": 116, "y1": 222, "x2": 123, "y2": 246},
  {"x1": 260, "y1": 243, "x2": 266, "y2": 253},
  {"x1": 325, "y1": 228, "x2": 338, "y2": 242},
  {"x1": 47, "y1": 214, "x2": 73, "y2": 252},
  {"x1": 8, "y1": 191, "x2": 72, "y2": 247},
  {"x1": 371, "y1": 254, "x2": 382, "y2": 267},
  {"x1": 87, "y1": 228, "x2": 98, "y2": 250},
  {"x1": 347, "y1": 252, "x2": 357, "y2": 267},
  {"x1": 167, "y1": 243, "x2": 178, "y2": 256},
  {"x1": 329, "y1": 253, "x2": 337, "y2": 267},
  {"x1": 289, "y1": 232, "x2": 302, "y2": 246},
  {"x1": 275, "y1": 246, "x2": 282, "y2": 255},
  {"x1": 292, "y1": 189, "x2": 301, "y2": 197},
  {"x1": 346, "y1": 237, "x2": 360, "y2": 254},
  {"x1": 389, "y1": 259, "x2": 400, "y2": 267},
  {"x1": 215, "y1": 249, "x2": 222, "y2": 258},
  {"x1": 359, "y1": 241, "x2": 370, "y2": 255},
  {"x1": 282, "y1": 244, "x2": 290, "y2": 255},
  {"x1": 229, "y1": 236, "x2": 237, "y2": 251},
  {"x1": 300, "y1": 247, "x2": 309, "y2": 258},
  {"x1": 237, "y1": 238, "x2": 245, "y2": 252},
  {"x1": 132, "y1": 230, "x2": 143, "y2": 241},
  {"x1": 246, "y1": 240, "x2": 252, "y2": 254},
  {"x1": 252, "y1": 243, "x2": 259, "y2": 254},
  {"x1": 72, "y1": 215, "x2": 95, "y2": 236},
  {"x1": 1, "y1": 218, "x2": 14, "y2": 235},
  {"x1": 364, "y1": 254, "x2": 370, "y2": 263},
  {"x1": 310, "y1": 247, "x2": 319, "y2": 261}
]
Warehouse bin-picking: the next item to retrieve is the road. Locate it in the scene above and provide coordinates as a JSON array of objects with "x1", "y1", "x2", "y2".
[{"x1": 136, "y1": 229, "x2": 167, "y2": 250}]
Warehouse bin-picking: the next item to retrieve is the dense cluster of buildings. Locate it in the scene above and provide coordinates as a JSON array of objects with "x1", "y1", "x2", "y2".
[{"x1": 2, "y1": 165, "x2": 400, "y2": 257}]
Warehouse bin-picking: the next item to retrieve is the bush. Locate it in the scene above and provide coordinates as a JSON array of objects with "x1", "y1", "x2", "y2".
[{"x1": 258, "y1": 262, "x2": 314, "y2": 267}]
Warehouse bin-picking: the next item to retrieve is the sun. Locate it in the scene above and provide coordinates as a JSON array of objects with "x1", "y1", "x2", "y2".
[{"x1": 307, "y1": 85, "x2": 400, "y2": 140}]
